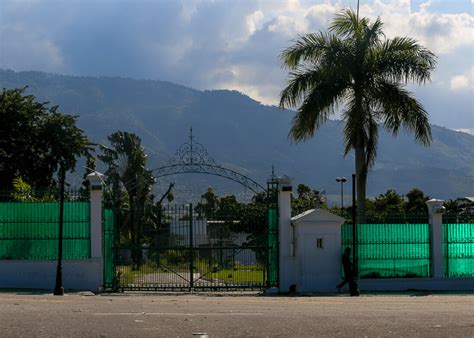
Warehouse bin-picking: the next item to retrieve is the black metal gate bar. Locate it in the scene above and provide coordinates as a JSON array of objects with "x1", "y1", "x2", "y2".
[{"x1": 189, "y1": 203, "x2": 194, "y2": 290}]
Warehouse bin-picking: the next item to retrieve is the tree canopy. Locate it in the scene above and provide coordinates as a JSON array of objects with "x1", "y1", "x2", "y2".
[
  {"x1": 404, "y1": 188, "x2": 430, "y2": 213},
  {"x1": 292, "y1": 183, "x2": 326, "y2": 216},
  {"x1": 0, "y1": 87, "x2": 91, "y2": 190}
]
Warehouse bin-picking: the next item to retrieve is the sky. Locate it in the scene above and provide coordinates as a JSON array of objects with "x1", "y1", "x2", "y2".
[{"x1": 0, "y1": 0, "x2": 473, "y2": 130}]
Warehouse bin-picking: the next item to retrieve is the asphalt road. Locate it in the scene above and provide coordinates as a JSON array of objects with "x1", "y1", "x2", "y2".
[{"x1": 1, "y1": 292, "x2": 473, "y2": 337}]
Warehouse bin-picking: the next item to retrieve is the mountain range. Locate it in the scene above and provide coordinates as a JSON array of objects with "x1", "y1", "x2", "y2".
[{"x1": 1, "y1": 69, "x2": 473, "y2": 204}]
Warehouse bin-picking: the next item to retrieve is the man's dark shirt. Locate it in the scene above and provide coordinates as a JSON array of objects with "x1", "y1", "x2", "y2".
[{"x1": 342, "y1": 252, "x2": 352, "y2": 277}]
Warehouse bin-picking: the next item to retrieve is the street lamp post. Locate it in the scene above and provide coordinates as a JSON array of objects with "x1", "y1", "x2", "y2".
[
  {"x1": 336, "y1": 177, "x2": 347, "y2": 216},
  {"x1": 357, "y1": 0, "x2": 360, "y2": 21},
  {"x1": 54, "y1": 166, "x2": 66, "y2": 296}
]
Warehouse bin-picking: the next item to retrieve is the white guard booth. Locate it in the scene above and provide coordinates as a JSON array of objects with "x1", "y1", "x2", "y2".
[{"x1": 290, "y1": 209, "x2": 345, "y2": 292}]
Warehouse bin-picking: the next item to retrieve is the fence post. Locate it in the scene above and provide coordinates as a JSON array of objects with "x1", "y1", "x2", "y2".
[
  {"x1": 87, "y1": 172, "x2": 105, "y2": 259},
  {"x1": 189, "y1": 203, "x2": 194, "y2": 291},
  {"x1": 277, "y1": 175, "x2": 292, "y2": 292},
  {"x1": 426, "y1": 199, "x2": 445, "y2": 278}
]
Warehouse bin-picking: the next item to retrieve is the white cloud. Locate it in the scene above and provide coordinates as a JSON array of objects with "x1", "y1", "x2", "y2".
[
  {"x1": 0, "y1": 25, "x2": 64, "y2": 72},
  {"x1": 348, "y1": 0, "x2": 474, "y2": 55},
  {"x1": 419, "y1": 0, "x2": 432, "y2": 13},
  {"x1": 450, "y1": 75, "x2": 470, "y2": 90},
  {"x1": 305, "y1": 3, "x2": 341, "y2": 27},
  {"x1": 246, "y1": 10, "x2": 265, "y2": 35},
  {"x1": 179, "y1": 0, "x2": 201, "y2": 22},
  {"x1": 455, "y1": 128, "x2": 474, "y2": 135},
  {"x1": 450, "y1": 67, "x2": 474, "y2": 90},
  {"x1": 267, "y1": 15, "x2": 307, "y2": 36},
  {"x1": 408, "y1": 12, "x2": 474, "y2": 54},
  {"x1": 217, "y1": 82, "x2": 277, "y2": 106},
  {"x1": 206, "y1": 62, "x2": 283, "y2": 105}
]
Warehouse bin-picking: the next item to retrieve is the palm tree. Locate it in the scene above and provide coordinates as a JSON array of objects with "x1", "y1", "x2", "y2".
[
  {"x1": 99, "y1": 131, "x2": 155, "y2": 269},
  {"x1": 279, "y1": 9, "x2": 436, "y2": 221}
]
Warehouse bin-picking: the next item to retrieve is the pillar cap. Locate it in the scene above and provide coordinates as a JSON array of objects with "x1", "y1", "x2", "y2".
[
  {"x1": 426, "y1": 199, "x2": 446, "y2": 214},
  {"x1": 276, "y1": 175, "x2": 292, "y2": 185},
  {"x1": 86, "y1": 171, "x2": 106, "y2": 185},
  {"x1": 426, "y1": 198, "x2": 445, "y2": 206}
]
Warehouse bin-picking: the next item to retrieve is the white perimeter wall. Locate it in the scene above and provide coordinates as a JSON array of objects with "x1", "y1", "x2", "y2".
[
  {"x1": 277, "y1": 178, "x2": 474, "y2": 293},
  {"x1": 0, "y1": 173, "x2": 105, "y2": 292},
  {"x1": 0, "y1": 259, "x2": 102, "y2": 291},
  {"x1": 358, "y1": 278, "x2": 474, "y2": 292}
]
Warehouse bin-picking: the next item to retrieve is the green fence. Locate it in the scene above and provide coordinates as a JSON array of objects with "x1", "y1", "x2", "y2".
[
  {"x1": 103, "y1": 208, "x2": 115, "y2": 289},
  {"x1": 0, "y1": 201, "x2": 90, "y2": 260},
  {"x1": 443, "y1": 222, "x2": 474, "y2": 277},
  {"x1": 267, "y1": 207, "x2": 279, "y2": 288},
  {"x1": 342, "y1": 219, "x2": 431, "y2": 278}
]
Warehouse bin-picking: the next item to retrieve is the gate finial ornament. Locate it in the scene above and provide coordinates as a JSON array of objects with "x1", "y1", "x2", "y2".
[{"x1": 169, "y1": 127, "x2": 216, "y2": 166}]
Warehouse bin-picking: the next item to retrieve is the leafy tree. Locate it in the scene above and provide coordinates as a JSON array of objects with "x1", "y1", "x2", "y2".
[
  {"x1": 296, "y1": 184, "x2": 312, "y2": 199},
  {"x1": 218, "y1": 195, "x2": 240, "y2": 215},
  {"x1": 251, "y1": 191, "x2": 268, "y2": 204},
  {"x1": 79, "y1": 154, "x2": 97, "y2": 201},
  {"x1": 292, "y1": 184, "x2": 324, "y2": 216},
  {"x1": 443, "y1": 199, "x2": 459, "y2": 213},
  {"x1": 0, "y1": 87, "x2": 91, "y2": 190},
  {"x1": 405, "y1": 188, "x2": 430, "y2": 213},
  {"x1": 11, "y1": 177, "x2": 34, "y2": 202},
  {"x1": 9, "y1": 176, "x2": 55, "y2": 202},
  {"x1": 444, "y1": 198, "x2": 474, "y2": 223},
  {"x1": 196, "y1": 187, "x2": 219, "y2": 219},
  {"x1": 195, "y1": 187, "x2": 269, "y2": 265},
  {"x1": 364, "y1": 189, "x2": 434, "y2": 223},
  {"x1": 145, "y1": 183, "x2": 175, "y2": 244},
  {"x1": 365, "y1": 189, "x2": 405, "y2": 223},
  {"x1": 279, "y1": 10, "x2": 436, "y2": 221},
  {"x1": 371, "y1": 190, "x2": 404, "y2": 214}
]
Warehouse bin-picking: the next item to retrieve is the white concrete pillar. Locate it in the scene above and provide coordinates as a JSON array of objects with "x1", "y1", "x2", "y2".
[
  {"x1": 277, "y1": 176, "x2": 292, "y2": 257},
  {"x1": 87, "y1": 172, "x2": 105, "y2": 259},
  {"x1": 426, "y1": 199, "x2": 445, "y2": 278},
  {"x1": 277, "y1": 175, "x2": 295, "y2": 292}
]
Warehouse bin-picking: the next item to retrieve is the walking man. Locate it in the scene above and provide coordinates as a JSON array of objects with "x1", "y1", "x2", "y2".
[{"x1": 337, "y1": 247, "x2": 359, "y2": 296}]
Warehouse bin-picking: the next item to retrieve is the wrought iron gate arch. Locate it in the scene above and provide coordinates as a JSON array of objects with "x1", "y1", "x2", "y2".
[
  {"x1": 150, "y1": 128, "x2": 266, "y2": 194},
  {"x1": 152, "y1": 164, "x2": 266, "y2": 194}
]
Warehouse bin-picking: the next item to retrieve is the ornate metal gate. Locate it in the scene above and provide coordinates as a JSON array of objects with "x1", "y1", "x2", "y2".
[
  {"x1": 103, "y1": 129, "x2": 279, "y2": 291},
  {"x1": 111, "y1": 202, "x2": 274, "y2": 291}
]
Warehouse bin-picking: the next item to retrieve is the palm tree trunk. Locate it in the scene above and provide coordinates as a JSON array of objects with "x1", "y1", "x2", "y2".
[
  {"x1": 355, "y1": 144, "x2": 367, "y2": 223},
  {"x1": 352, "y1": 85, "x2": 368, "y2": 224}
]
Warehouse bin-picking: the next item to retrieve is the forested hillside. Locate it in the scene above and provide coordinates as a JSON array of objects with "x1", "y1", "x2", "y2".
[{"x1": 1, "y1": 69, "x2": 473, "y2": 201}]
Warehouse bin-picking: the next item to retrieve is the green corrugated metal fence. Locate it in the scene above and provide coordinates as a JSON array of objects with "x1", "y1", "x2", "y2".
[
  {"x1": 267, "y1": 207, "x2": 279, "y2": 287},
  {"x1": 0, "y1": 201, "x2": 90, "y2": 260},
  {"x1": 342, "y1": 221, "x2": 431, "y2": 278},
  {"x1": 443, "y1": 222, "x2": 474, "y2": 277},
  {"x1": 103, "y1": 208, "x2": 115, "y2": 289}
]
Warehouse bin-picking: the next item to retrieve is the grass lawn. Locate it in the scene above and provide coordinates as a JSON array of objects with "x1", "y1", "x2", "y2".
[
  {"x1": 206, "y1": 268, "x2": 264, "y2": 283},
  {"x1": 116, "y1": 264, "x2": 265, "y2": 285},
  {"x1": 116, "y1": 265, "x2": 151, "y2": 285},
  {"x1": 117, "y1": 264, "x2": 187, "y2": 285}
]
